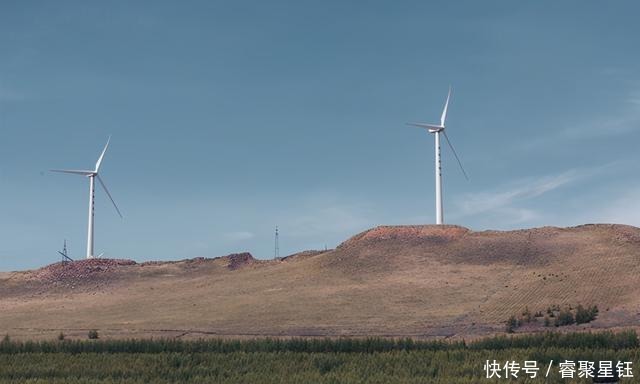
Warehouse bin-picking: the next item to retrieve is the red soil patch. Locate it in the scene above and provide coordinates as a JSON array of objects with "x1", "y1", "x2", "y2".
[
  {"x1": 339, "y1": 225, "x2": 469, "y2": 248},
  {"x1": 281, "y1": 250, "x2": 327, "y2": 262},
  {"x1": 224, "y1": 253, "x2": 256, "y2": 270},
  {"x1": 30, "y1": 259, "x2": 136, "y2": 285}
]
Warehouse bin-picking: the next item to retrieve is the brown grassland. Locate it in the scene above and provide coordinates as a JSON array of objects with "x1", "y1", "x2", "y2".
[{"x1": 1, "y1": 224, "x2": 639, "y2": 340}]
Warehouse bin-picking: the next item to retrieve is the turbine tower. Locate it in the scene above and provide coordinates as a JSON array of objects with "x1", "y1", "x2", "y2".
[
  {"x1": 408, "y1": 87, "x2": 468, "y2": 225},
  {"x1": 51, "y1": 136, "x2": 123, "y2": 259}
]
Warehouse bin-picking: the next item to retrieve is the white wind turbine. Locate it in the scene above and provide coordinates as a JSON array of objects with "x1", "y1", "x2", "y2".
[
  {"x1": 51, "y1": 136, "x2": 123, "y2": 259},
  {"x1": 408, "y1": 87, "x2": 468, "y2": 225}
]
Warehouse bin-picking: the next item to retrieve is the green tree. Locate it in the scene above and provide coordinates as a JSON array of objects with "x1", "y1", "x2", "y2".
[
  {"x1": 554, "y1": 309, "x2": 575, "y2": 326},
  {"x1": 506, "y1": 316, "x2": 518, "y2": 333}
]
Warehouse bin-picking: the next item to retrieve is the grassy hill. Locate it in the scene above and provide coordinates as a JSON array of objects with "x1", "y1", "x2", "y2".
[{"x1": 1, "y1": 224, "x2": 639, "y2": 340}]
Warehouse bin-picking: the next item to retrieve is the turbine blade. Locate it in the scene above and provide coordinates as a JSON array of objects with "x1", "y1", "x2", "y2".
[
  {"x1": 440, "y1": 86, "x2": 451, "y2": 127},
  {"x1": 96, "y1": 174, "x2": 123, "y2": 218},
  {"x1": 406, "y1": 122, "x2": 443, "y2": 130},
  {"x1": 442, "y1": 131, "x2": 469, "y2": 181},
  {"x1": 95, "y1": 136, "x2": 111, "y2": 172},
  {"x1": 50, "y1": 169, "x2": 94, "y2": 175}
]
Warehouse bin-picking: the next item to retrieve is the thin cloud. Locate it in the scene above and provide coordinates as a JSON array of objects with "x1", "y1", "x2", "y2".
[
  {"x1": 518, "y1": 90, "x2": 640, "y2": 151},
  {"x1": 223, "y1": 231, "x2": 255, "y2": 242},
  {"x1": 593, "y1": 187, "x2": 640, "y2": 227},
  {"x1": 560, "y1": 112, "x2": 640, "y2": 138},
  {"x1": 287, "y1": 205, "x2": 373, "y2": 238},
  {"x1": 627, "y1": 93, "x2": 640, "y2": 106},
  {"x1": 499, "y1": 207, "x2": 541, "y2": 224},
  {"x1": 454, "y1": 171, "x2": 580, "y2": 219},
  {"x1": 446, "y1": 165, "x2": 623, "y2": 228}
]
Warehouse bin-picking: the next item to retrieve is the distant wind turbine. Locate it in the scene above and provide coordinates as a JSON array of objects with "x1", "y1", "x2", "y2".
[
  {"x1": 51, "y1": 136, "x2": 123, "y2": 259},
  {"x1": 408, "y1": 87, "x2": 468, "y2": 225}
]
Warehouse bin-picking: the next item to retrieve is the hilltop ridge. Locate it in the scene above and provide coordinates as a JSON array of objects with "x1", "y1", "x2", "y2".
[{"x1": 1, "y1": 224, "x2": 640, "y2": 340}]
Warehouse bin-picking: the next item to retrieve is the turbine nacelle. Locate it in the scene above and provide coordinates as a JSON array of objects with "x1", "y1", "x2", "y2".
[{"x1": 406, "y1": 123, "x2": 444, "y2": 133}]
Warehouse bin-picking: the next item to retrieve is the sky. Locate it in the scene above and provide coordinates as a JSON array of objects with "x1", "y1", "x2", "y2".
[{"x1": 1, "y1": 1, "x2": 640, "y2": 271}]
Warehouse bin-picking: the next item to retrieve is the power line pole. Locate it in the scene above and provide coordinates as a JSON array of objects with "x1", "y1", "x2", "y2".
[
  {"x1": 58, "y1": 239, "x2": 73, "y2": 263},
  {"x1": 274, "y1": 226, "x2": 280, "y2": 259}
]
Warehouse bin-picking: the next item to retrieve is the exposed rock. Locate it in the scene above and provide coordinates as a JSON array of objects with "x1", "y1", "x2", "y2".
[{"x1": 224, "y1": 253, "x2": 255, "y2": 270}]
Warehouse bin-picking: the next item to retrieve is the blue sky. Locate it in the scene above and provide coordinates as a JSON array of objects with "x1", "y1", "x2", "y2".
[{"x1": 1, "y1": 1, "x2": 640, "y2": 270}]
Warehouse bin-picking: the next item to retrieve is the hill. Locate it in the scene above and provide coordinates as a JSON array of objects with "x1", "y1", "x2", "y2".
[{"x1": 1, "y1": 224, "x2": 640, "y2": 340}]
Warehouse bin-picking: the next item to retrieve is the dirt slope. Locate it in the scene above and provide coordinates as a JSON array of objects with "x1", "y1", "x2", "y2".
[{"x1": 1, "y1": 224, "x2": 639, "y2": 340}]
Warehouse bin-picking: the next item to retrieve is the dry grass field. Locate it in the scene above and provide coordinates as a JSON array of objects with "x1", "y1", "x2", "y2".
[{"x1": 1, "y1": 224, "x2": 639, "y2": 340}]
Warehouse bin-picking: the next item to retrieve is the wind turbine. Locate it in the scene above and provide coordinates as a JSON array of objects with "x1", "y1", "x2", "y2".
[
  {"x1": 51, "y1": 136, "x2": 123, "y2": 259},
  {"x1": 408, "y1": 87, "x2": 468, "y2": 225}
]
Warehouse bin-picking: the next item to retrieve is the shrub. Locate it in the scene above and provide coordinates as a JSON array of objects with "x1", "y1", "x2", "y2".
[
  {"x1": 57, "y1": 332, "x2": 65, "y2": 341},
  {"x1": 575, "y1": 305, "x2": 589, "y2": 324},
  {"x1": 88, "y1": 330, "x2": 99, "y2": 340},
  {"x1": 575, "y1": 304, "x2": 599, "y2": 324},
  {"x1": 521, "y1": 307, "x2": 533, "y2": 323},
  {"x1": 506, "y1": 316, "x2": 518, "y2": 333},
  {"x1": 554, "y1": 309, "x2": 575, "y2": 327}
]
